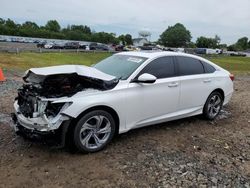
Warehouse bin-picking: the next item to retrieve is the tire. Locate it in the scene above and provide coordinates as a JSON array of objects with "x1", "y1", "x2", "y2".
[
  {"x1": 203, "y1": 91, "x2": 223, "y2": 120},
  {"x1": 73, "y1": 110, "x2": 116, "y2": 153}
]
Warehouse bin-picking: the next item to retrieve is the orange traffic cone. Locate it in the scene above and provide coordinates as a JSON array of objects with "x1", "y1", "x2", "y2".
[{"x1": 0, "y1": 68, "x2": 6, "y2": 81}]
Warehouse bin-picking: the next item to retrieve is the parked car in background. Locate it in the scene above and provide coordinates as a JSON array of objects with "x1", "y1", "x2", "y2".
[
  {"x1": 89, "y1": 42, "x2": 97, "y2": 50},
  {"x1": 206, "y1": 48, "x2": 222, "y2": 55},
  {"x1": 0, "y1": 37, "x2": 6, "y2": 42},
  {"x1": 195, "y1": 48, "x2": 222, "y2": 55},
  {"x1": 97, "y1": 44, "x2": 110, "y2": 51},
  {"x1": 85, "y1": 45, "x2": 90, "y2": 50},
  {"x1": 124, "y1": 45, "x2": 139, "y2": 51},
  {"x1": 64, "y1": 42, "x2": 80, "y2": 49},
  {"x1": 44, "y1": 42, "x2": 54, "y2": 49},
  {"x1": 195, "y1": 48, "x2": 207, "y2": 54},
  {"x1": 176, "y1": 48, "x2": 185, "y2": 53},
  {"x1": 52, "y1": 42, "x2": 65, "y2": 49},
  {"x1": 138, "y1": 46, "x2": 154, "y2": 50},
  {"x1": 229, "y1": 52, "x2": 247, "y2": 57},
  {"x1": 23, "y1": 39, "x2": 35, "y2": 43},
  {"x1": 37, "y1": 41, "x2": 47, "y2": 48},
  {"x1": 12, "y1": 51, "x2": 234, "y2": 153},
  {"x1": 115, "y1": 45, "x2": 124, "y2": 51},
  {"x1": 79, "y1": 42, "x2": 86, "y2": 49},
  {"x1": 89, "y1": 43, "x2": 110, "y2": 51}
]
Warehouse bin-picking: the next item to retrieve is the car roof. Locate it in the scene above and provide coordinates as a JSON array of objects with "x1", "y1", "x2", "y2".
[
  {"x1": 117, "y1": 51, "x2": 202, "y2": 60},
  {"x1": 116, "y1": 50, "x2": 223, "y2": 71}
]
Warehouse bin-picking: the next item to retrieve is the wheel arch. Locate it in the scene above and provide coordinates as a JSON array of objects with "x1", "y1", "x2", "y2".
[
  {"x1": 64, "y1": 105, "x2": 120, "y2": 151},
  {"x1": 211, "y1": 88, "x2": 225, "y2": 101},
  {"x1": 202, "y1": 88, "x2": 225, "y2": 120},
  {"x1": 73, "y1": 105, "x2": 120, "y2": 135}
]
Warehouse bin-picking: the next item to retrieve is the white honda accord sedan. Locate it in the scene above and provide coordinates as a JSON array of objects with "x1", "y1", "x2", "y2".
[{"x1": 12, "y1": 51, "x2": 234, "y2": 153}]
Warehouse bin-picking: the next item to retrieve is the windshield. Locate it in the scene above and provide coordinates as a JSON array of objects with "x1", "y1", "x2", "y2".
[{"x1": 94, "y1": 55, "x2": 147, "y2": 80}]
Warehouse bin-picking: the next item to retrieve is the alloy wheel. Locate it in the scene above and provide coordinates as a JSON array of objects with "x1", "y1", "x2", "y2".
[
  {"x1": 207, "y1": 94, "x2": 222, "y2": 118},
  {"x1": 79, "y1": 115, "x2": 112, "y2": 150}
]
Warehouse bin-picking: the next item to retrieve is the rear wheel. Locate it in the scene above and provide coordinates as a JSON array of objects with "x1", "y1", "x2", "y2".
[
  {"x1": 73, "y1": 110, "x2": 116, "y2": 153},
  {"x1": 203, "y1": 91, "x2": 223, "y2": 120}
]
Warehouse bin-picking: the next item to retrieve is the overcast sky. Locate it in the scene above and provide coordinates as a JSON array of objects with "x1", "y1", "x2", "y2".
[{"x1": 1, "y1": 0, "x2": 249, "y2": 44}]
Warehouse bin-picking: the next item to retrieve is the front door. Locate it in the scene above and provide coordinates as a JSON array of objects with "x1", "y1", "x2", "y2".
[{"x1": 124, "y1": 56, "x2": 180, "y2": 130}]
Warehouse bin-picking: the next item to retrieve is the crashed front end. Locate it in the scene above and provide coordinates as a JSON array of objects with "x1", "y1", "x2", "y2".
[
  {"x1": 12, "y1": 65, "x2": 117, "y2": 144},
  {"x1": 13, "y1": 91, "x2": 71, "y2": 132},
  {"x1": 13, "y1": 96, "x2": 72, "y2": 145}
]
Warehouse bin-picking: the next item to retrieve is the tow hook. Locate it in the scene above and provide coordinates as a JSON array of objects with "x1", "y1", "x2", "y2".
[
  {"x1": 11, "y1": 113, "x2": 20, "y2": 133},
  {"x1": 11, "y1": 113, "x2": 17, "y2": 123}
]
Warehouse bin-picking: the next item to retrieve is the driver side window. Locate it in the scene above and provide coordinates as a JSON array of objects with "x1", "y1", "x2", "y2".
[{"x1": 138, "y1": 56, "x2": 175, "y2": 79}]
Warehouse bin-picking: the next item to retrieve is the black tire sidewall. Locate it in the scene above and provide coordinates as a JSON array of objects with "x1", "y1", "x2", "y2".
[
  {"x1": 73, "y1": 110, "x2": 116, "y2": 153},
  {"x1": 203, "y1": 91, "x2": 223, "y2": 120}
]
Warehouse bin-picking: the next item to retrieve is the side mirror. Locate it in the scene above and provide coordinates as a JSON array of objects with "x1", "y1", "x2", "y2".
[{"x1": 133, "y1": 73, "x2": 157, "y2": 84}]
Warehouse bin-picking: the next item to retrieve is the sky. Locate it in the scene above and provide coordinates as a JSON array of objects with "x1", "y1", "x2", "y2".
[{"x1": 0, "y1": 0, "x2": 249, "y2": 44}]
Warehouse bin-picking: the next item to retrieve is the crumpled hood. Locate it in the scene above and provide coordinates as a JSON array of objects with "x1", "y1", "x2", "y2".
[{"x1": 24, "y1": 65, "x2": 116, "y2": 83}]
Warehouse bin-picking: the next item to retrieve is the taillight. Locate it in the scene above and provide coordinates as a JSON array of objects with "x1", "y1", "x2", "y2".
[{"x1": 229, "y1": 73, "x2": 234, "y2": 81}]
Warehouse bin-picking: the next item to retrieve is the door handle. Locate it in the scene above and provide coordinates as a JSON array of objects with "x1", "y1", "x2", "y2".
[
  {"x1": 168, "y1": 82, "x2": 179, "y2": 88},
  {"x1": 203, "y1": 79, "x2": 212, "y2": 83}
]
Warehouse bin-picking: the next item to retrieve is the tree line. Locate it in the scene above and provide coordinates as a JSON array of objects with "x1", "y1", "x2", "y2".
[
  {"x1": 0, "y1": 18, "x2": 133, "y2": 45},
  {"x1": 0, "y1": 18, "x2": 249, "y2": 51},
  {"x1": 158, "y1": 23, "x2": 250, "y2": 51}
]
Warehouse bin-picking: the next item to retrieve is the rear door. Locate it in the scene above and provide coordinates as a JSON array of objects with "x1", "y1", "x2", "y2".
[{"x1": 176, "y1": 56, "x2": 215, "y2": 111}]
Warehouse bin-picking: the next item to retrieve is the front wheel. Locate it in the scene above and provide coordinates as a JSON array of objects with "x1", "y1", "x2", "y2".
[
  {"x1": 73, "y1": 110, "x2": 116, "y2": 153},
  {"x1": 203, "y1": 91, "x2": 223, "y2": 120}
]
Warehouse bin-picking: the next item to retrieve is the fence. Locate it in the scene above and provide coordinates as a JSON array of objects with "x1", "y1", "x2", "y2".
[{"x1": 0, "y1": 47, "x2": 115, "y2": 54}]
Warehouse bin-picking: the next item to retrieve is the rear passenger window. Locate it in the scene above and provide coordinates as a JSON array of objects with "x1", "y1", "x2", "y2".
[
  {"x1": 139, "y1": 56, "x2": 175, "y2": 79},
  {"x1": 176, "y1": 56, "x2": 205, "y2": 76},
  {"x1": 202, "y1": 61, "x2": 216, "y2": 73}
]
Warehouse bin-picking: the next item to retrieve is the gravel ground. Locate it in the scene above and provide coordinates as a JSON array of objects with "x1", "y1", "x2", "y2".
[
  {"x1": 0, "y1": 42, "x2": 37, "y2": 51},
  {"x1": 0, "y1": 71, "x2": 250, "y2": 188}
]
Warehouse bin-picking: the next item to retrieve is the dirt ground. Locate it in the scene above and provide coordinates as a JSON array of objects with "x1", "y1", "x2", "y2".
[{"x1": 0, "y1": 72, "x2": 249, "y2": 188}]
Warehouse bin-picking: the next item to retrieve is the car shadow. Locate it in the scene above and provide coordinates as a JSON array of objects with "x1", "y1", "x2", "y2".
[{"x1": 12, "y1": 112, "x2": 228, "y2": 155}]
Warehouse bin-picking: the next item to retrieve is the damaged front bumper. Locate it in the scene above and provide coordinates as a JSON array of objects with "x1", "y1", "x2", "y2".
[
  {"x1": 12, "y1": 114, "x2": 71, "y2": 147},
  {"x1": 13, "y1": 100, "x2": 71, "y2": 132},
  {"x1": 12, "y1": 100, "x2": 73, "y2": 147}
]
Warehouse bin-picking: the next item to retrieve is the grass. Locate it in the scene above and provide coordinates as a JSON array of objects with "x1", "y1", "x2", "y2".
[
  {"x1": 0, "y1": 52, "x2": 249, "y2": 75},
  {"x1": 0, "y1": 52, "x2": 112, "y2": 71},
  {"x1": 208, "y1": 56, "x2": 250, "y2": 74}
]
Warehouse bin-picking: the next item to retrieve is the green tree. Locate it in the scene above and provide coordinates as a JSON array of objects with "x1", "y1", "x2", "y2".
[
  {"x1": 214, "y1": 35, "x2": 221, "y2": 46},
  {"x1": 0, "y1": 18, "x2": 5, "y2": 25},
  {"x1": 0, "y1": 25, "x2": 7, "y2": 35},
  {"x1": 62, "y1": 24, "x2": 92, "y2": 41},
  {"x1": 70, "y1": 25, "x2": 91, "y2": 34},
  {"x1": 159, "y1": 23, "x2": 191, "y2": 47},
  {"x1": 196, "y1": 36, "x2": 218, "y2": 48},
  {"x1": 227, "y1": 44, "x2": 237, "y2": 51},
  {"x1": 45, "y1": 20, "x2": 61, "y2": 32},
  {"x1": 91, "y1": 32, "x2": 118, "y2": 44},
  {"x1": 187, "y1": 41, "x2": 196, "y2": 48},
  {"x1": 19, "y1": 21, "x2": 39, "y2": 37},
  {"x1": 235, "y1": 37, "x2": 248, "y2": 50},
  {"x1": 0, "y1": 17, "x2": 130, "y2": 45},
  {"x1": 5, "y1": 19, "x2": 17, "y2": 29},
  {"x1": 21, "y1": 21, "x2": 39, "y2": 30},
  {"x1": 4, "y1": 19, "x2": 19, "y2": 35},
  {"x1": 118, "y1": 34, "x2": 126, "y2": 45},
  {"x1": 124, "y1": 34, "x2": 133, "y2": 45},
  {"x1": 218, "y1": 43, "x2": 227, "y2": 49},
  {"x1": 118, "y1": 34, "x2": 133, "y2": 45},
  {"x1": 64, "y1": 30, "x2": 85, "y2": 40}
]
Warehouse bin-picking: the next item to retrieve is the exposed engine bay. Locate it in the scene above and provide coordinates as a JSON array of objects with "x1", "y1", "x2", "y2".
[
  {"x1": 13, "y1": 65, "x2": 118, "y2": 132},
  {"x1": 18, "y1": 73, "x2": 117, "y2": 117}
]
